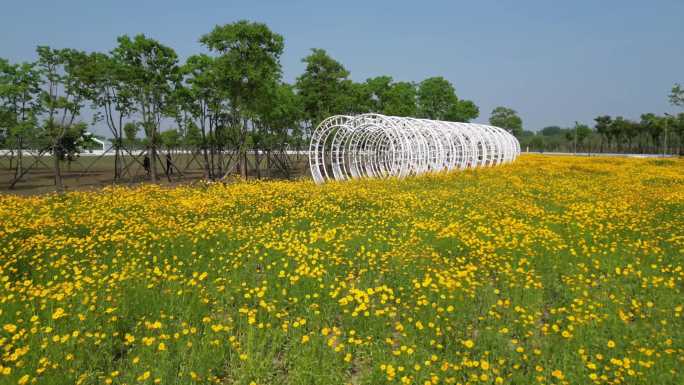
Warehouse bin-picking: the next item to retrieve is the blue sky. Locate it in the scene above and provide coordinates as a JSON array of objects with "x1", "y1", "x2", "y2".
[{"x1": 2, "y1": 0, "x2": 683, "y2": 133}]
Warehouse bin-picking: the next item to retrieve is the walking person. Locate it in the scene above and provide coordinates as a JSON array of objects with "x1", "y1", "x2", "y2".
[
  {"x1": 143, "y1": 154, "x2": 151, "y2": 177},
  {"x1": 166, "y1": 152, "x2": 173, "y2": 175}
]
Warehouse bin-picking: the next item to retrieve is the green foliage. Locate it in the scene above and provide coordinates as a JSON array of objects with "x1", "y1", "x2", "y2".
[
  {"x1": 160, "y1": 129, "x2": 181, "y2": 150},
  {"x1": 383, "y1": 81, "x2": 418, "y2": 117},
  {"x1": 112, "y1": 34, "x2": 180, "y2": 141},
  {"x1": 0, "y1": 58, "x2": 42, "y2": 149},
  {"x1": 489, "y1": 106, "x2": 523, "y2": 137},
  {"x1": 56, "y1": 122, "x2": 92, "y2": 160},
  {"x1": 296, "y1": 48, "x2": 351, "y2": 127},
  {"x1": 565, "y1": 122, "x2": 593, "y2": 148},
  {"x1": 669, "y1": 83, "x2": 684, "y2": 107},
  {"x1": 445, "y1": 99, "x2": 479, "y2": 122},
  {"x1": 123, "y1": 122, "x2": 139, "y2": 142},
  {"x1": 415, "y1": 77, "x2": 478, "y2": 122},
  {"x1": 200, "y1": 20, "x2": 284, "y2": 117},
  {"x1": 84, "y1": 51, "x2": 134, "y2": 142},
  {"x1": 540, "y1": 126, "x2": 562, "y2": 137},
  {"x1": 416, "y1": 77, "x2": 457, "y2": 120}
]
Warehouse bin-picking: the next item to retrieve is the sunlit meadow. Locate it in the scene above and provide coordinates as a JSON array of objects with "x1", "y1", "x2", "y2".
[{"x1": 1, "y1": 155, "x2": 683, "y2": 385}]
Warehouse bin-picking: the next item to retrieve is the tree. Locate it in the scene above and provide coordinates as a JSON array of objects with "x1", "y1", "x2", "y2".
[
  {"x1": 181, "y1": 53, "x2": 218, "y2": 178},
  {"x1": 640, "y1": 113, "x2": 668, "y2": 153},
  {"x1": 160, "y1": 129, "x2": 181, "y2": 150},
  {"x1": 529, "y1": 135, "x2": 545, "y2": 151},
  {"x1": 489, "y1": 106, "x2": 523, "y2": 137},
  {"x1": 123, "y1": 122, "x2": 139, "y2": 143},
  {"x1": 112, "y1": 34, "x2": 181, "y2": 183},
  {"x1": 84, "y1": 51, "x2": 134, "y2": 179},
  {"x1": 540, "y1": 126, "x2": 562, "y2": 136},
  {"x1": 254, "y1": 82, "x2": 303, "y2": 177},
  {"x1": 365, "y1": 76, "x2": 392, "y2": 113},
  {"x1": 0, "y1": 58, "x2": 42, "y2": 180},
  {"x1": 594, "y1": 115, "x2": 612, "y2": 152},
  {"x1": 416, "y1": 76, "x2": 478, "y2": 122},
  {"x1": 416, "y1": 77, "x2": 458, "y2": 120},
  {"x1": 445, "y1": 99, "x2": 479, "y2": 122},
  {"x1": 362, "y1": 76, "x2": 419, "y2": 117},
  {"x1": 383, "y1": 81, "x2": 417, "y2": 117},
  {"x1": 669, "y1": 83, "x2": 684, "y2": 107},
  {"x1": 565, "y1": 122, "x2": 593, "y2": 152},
  {"x1": 296, "y1": 48, "x2": 351, "y2": 130},
  {"x1": 36, "y1": 46, "x2": 93, "y2": 192},
  {"x1": 200, "y1": 20, "x2": 284, "y2": 177},
  {"x1": 56, "y1": 121, "x2": 91, "y2": 170},
  {"x1": 672, "y1": 113, "x2": 684, "y2": 155}
]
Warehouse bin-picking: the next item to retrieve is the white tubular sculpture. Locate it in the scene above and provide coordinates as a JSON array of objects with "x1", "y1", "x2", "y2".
[{"x1": 309, "y1": 113, "x2": 520, "y2": 184}]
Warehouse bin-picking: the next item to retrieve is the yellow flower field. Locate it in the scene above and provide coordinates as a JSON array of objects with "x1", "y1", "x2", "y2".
[{"x1": 0, "y1": 155, "x2": 683, "y2": 385}]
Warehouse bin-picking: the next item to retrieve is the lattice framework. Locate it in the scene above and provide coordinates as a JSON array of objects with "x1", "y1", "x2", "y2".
[{"x1": 309, "y1": 114, "x2": 520, "y2": 184}]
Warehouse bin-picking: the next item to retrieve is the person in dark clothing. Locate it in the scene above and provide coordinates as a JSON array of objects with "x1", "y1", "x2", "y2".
[
  {"x1": 166, "y1": 152, "x2": 173, "y2": 175},
  {"x1": 143, "y1": 154, "x2": 151, "y2": 176}
]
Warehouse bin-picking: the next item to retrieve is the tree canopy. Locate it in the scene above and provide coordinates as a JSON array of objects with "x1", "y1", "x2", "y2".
[{"x1": 489, "y1": 106, "x2": 523, "y2": 137}]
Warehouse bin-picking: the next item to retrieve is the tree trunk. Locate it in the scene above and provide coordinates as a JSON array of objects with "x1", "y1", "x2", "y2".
[
  {"x1": 202, "y1": 146, "x2": 211, "y2": 179},
  {"x1": 114, "y1": 144, "x2": 121, "y2": 180},
  {"x1": 150, "y1": 146, "x2": 158, "y2": 183},
  {"x1": 53, "y1": 145, "x2": 64, "y2": 192},
  {"x1": 240, "y1": 149, "x2": 247, "y2": 178},
  {"x1": 266, "y1": 151, "x2": 271, "y2": 178},
  {"x1": 255, "y1": 150, "x2": 261, "y2": 179},
  {"x1": 16, "y1": 145, "x2": 23, "y2": 178}
]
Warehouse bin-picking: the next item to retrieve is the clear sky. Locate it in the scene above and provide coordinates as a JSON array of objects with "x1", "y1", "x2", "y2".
[{"x1": 2, "y1": 0, "x2": 683, "y2": 133}]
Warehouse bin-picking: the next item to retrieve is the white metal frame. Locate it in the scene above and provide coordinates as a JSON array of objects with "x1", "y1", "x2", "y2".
[{"x1": 309, "y1": 113, "x2": 521, "y2": 184}]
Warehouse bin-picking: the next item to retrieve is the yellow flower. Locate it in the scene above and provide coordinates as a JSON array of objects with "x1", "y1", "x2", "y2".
[
  {"x1": 607, "y1": 340, "x2": 616, "y2": 348},
  {"x1": 158, "y1": 342, "x2": 167, "y2": 351},
  {"x1": 301, "y1": 335, "x2": 310, "y2": 344},
  {"x1": 18, "y1": 374, "x2": 30, "y2": 385},
  {"x1": 52, "y1": 307, "x2": 66, "y2": 320},
  {"x1": 463, "y1": 339, "x2": 474, "y2": 349},
  {"x1": 3, "y1": 324, "x2": 17, "y2": 333}
]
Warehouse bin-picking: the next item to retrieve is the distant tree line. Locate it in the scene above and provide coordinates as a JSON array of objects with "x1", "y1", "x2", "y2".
[
  {"x1": 519, "y1": 113, "x2": 684, "y2": 155},
  {"x1": 0, "y1": 21, "x2": 486, "y2": 191},
  {"x1": 514, "y1": 84, "x2": 684, "y2": 155}
]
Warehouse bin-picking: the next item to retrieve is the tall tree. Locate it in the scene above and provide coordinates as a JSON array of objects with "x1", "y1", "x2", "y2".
[
  {"x1": 0, "y1": 59, "x2": 42, "y2": 180},
  {"x1": 445, "y1": 99, "x2": 479, "y2": 122},
  {"x1": 640, "y1": 113, "x2": 668, "y2": 153},
  {"x1": 383, "y1": 81, "x2": 417, "y2": 117},
  {"x1": 416, "y1": 76, "x2": 477, "y2": 121},
  {"x1": 565, "y1": 122, "x2": 593, "y2": 152},
  {"x1": 181, "y1": 54, "x2": 218, "y2": 178},
  {"x1": 296, "y1": 48, "x2": 351, "y2": 130},
  {"x1": 669, "y1": 83, "x2": 684, "y2": 107},
  {"x1": 200, "y1": 20, "x2": 284, "y2": 177},
  {"x1": 363, "y1": 76, "x2": 418, "y2": 117},
  {"x1": 36, "y1": 46, "x2": 93, "y2": 191},
  {"x1": 85, "y1": 52, "x2": 134, "y2": 179},
  {"x1": 112, "y1": 34, "x2": 180, "y2": 182},
  {"x1": 594, "y1": 115, "x2": 612, "y2": 152},
  {"x1": 365, "y1": 76, "x2": 393, "y2": 113},
  {"x1": 489, "y1": 106, "x2": 523, "y2": 137},
  {"x1": 416, "y1": 77, "x2": 458, "y2": 120}
]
